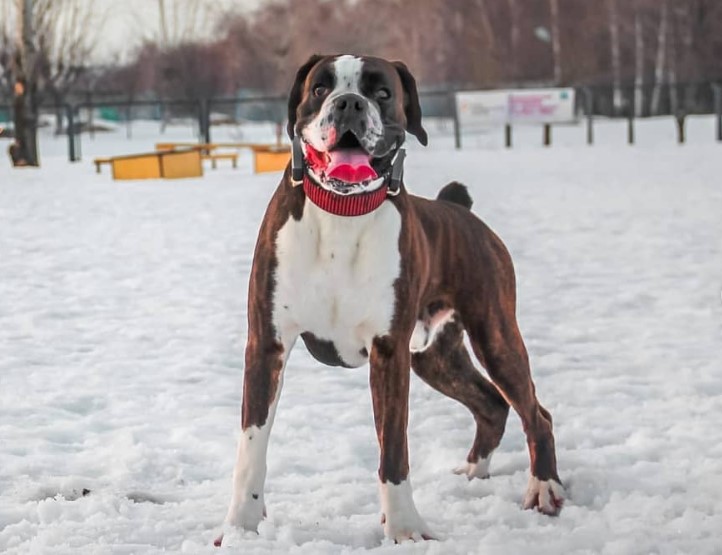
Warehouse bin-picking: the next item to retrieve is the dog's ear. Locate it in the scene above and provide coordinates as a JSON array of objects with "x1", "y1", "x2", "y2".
[
  {"x1": 393, "y1": 61, "x2": 428, "y2": 146},
  {"x1": 287, "y1": 54, "x2": 324, "y2": 140}
]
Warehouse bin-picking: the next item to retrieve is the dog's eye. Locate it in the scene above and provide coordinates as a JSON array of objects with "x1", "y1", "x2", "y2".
[
  {"x1": 375, "y1": 88, "x2": 391, "y2": 101},
  {"x1": 312, "y1": 84, "x2": 328, "y2": 98}
]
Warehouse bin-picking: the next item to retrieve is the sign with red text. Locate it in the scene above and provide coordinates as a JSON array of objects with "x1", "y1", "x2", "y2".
[{"x1": 456, "y1": 88, "x2": 576, "y2": 127}]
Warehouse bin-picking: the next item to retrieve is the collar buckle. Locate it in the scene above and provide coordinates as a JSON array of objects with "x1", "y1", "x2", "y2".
[
  {"x1": 387, "y1": 148, "x2": 406, "y2": 196},
  {"x1": 291, "y1": 136, "x2": 304, "y2": 186}
]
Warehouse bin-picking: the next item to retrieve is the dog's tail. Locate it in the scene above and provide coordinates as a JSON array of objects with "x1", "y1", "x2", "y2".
[{"x1": 437, "y1": 181, "x2": 473, "y2": 209}]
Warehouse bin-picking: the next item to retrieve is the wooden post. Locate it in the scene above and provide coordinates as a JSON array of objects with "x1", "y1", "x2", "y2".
[
  {"x1": 67, "y1": 105, "x2": 78, "y2": 162},
  {"x1": 675, "y1": 113, "x2": 686, "y2": 144},
  {"x1": 714, "y1": 84, "x2": 722, "y2": 142},
  {"x1": 627, "y1": 88, "x2": 635, "y2": 145},
  {"x1": 543, "y1": 123, "x2": 551, "y2": 147},
  {"x1": 450, "y1": 90, "x2": 461, "y2": 149},
  {"x1": 203, "y1": 98, "x2": 212, "y2": 144},
  {"x1": 627, "y1": 109, "x2": 635, "y2": 145},
  {"x1": 585, "y1": 88, "x2": 594, "y2": 145},
  {"x1": 87, "y1": 91, "x2": 95, "y2": 140},
  {"x1": 505, "y1": 124, "x2": 512, "y2": 148}
]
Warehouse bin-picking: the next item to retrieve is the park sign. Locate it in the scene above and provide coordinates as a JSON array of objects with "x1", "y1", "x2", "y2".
[{"x1": 456, "y1": 88, "x2": 576, "y2": 128}]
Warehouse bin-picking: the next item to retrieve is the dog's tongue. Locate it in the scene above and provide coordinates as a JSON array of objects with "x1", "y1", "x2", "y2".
[{"x1": 326, "y1": 149, "x2": 377, "y2": 183}]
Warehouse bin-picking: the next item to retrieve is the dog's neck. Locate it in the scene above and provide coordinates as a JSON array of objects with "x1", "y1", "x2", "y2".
[{"x1": 302, "y1": 174, "x2": 389, "y2": 217}]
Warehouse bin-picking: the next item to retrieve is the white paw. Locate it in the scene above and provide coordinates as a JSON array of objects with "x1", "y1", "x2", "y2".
[
  {"x1": 453, "y1": 453, "x2": 492, "y2": 481},
  {"x1": 383, "y1": 513, "x2": 435, "y2": 542},
  {"x1": 522, "y1": 476, "x2": 565, "y2": 515},
  {"x1": 224, "y1": 499, "x2": 267, "y2": 533},
  {"x1": 380, "y1": 480, "x2": 436, "y2": 542}
]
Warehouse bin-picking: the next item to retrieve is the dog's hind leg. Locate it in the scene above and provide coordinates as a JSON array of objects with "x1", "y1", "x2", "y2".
[
  {"x1": 411, "y1": 316, "x2": 509, "y2": 480},
  {"x1": 463, "y1": 300, "x2": 565, "y2": 516}
]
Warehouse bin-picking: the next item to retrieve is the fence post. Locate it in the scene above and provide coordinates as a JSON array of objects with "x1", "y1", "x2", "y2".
[
  {"x1": 675, "y1": 112, "x2": 686, "y2": 144},
  {"x1": 126, "y1": 102, "x2": 132, "y2": 139},
  {"x1": 627, "y1": 108, "x2": 635, "y2": 145},
  {"x1": 198, "y1": 98, "x2": 211, "y2": 144},
  {"x1": 449, "y1": 89, "x2": 461, "y2": 149},
  {"x1": 543, "y1": 123, "x2": 551, "y2": 146},
  {"x1": 87, "y1": 91, "x2": 94, "y2": 140},
  {"x1": 505, "y1": 124, "x2": 512, "y2": 148},
  {"x1": 714, "y1": 84, "x2": 722, "y2": 142},
  {"x1": 66, "y1": 105, "x2": 79, "y2": 162},
  {"x1": 584, "y1": 88, "x2": 594, "y2": 145}
]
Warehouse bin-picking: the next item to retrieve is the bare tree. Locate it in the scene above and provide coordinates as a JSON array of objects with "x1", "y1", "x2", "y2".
[
  {"x1": 1, "y1": 1, "x2": 13, "y2": 95},
  {"x1": 148, "y1": 0, "x2": 218, "y2": 47},
  {"x1": 5, "y1": 0, "x2": 106, "y2": 165},
  {"x1": 506, "y1": 0, "x2": 520, "y2": 80},
  {"x1": 651, "y1": 0, "x2": 668, "y2": 115},
  {"x1": 549, "y1": 0, "x2": 562, "y2": 84},
  {"x1": 667, "y1": 1, "x2": 679, "y2": 115},
  {"x1": 34, "y1": 0, "x2": 106, "y2": 133},
  {"x1": 82, "y1": 0, "x2": 722, "y2": 119},
  {"x1": 608, "y1": 0, "x2": 623, "y2": 113},
  {"x1": 634, "y1": 1, "x2": 645, "y2": 116},
  {"x1": 12, "y1": 0, "x2": 39, "y2": 166}
]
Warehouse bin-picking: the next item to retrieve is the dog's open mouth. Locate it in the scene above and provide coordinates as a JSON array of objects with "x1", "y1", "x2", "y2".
[{"x1": 304, "y1": 132, "x2": 385, "y2": 195}]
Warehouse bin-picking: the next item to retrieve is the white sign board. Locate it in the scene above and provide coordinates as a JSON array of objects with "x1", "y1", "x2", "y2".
[{"x1": 456, "y1": 88, "x2": 576, "y2": 128}]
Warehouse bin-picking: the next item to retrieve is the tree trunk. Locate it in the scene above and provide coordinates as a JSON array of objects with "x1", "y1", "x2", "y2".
[
  {"x1": 680, "y1": 3, "x2": 697, "y2": 113},
  {"x1": 507, "y1": 0, "x2": 519, "y2": 81},
  {"x1": 158, "y1": 0, "x2": 169, "y2": 48},
  {"x1": 651, "y1": 0, "x2": 668, "y2": 116},
  {"x1": 550, "y1": 0, "x2": 562, "y2": 84},
  {"x1": 667, "y1": 4, "x2": 678, "y2": 115},
  {"x1": 12, "y1": 0, "x2": 39, "y2": 167},
  {"x1": 634, "y1": 5, "x2": 644, "y2": 117},
  {"x1": 53, "y1": 90, "x2": 65, "y2": 136},
  {"x1": 608, "y1": 0, "x2": 622, "y2": 114}
]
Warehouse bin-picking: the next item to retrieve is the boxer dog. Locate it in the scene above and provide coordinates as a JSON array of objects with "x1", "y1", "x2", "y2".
[{"x1": 217, "y1": 54, "x2": 564, "y2": 545}]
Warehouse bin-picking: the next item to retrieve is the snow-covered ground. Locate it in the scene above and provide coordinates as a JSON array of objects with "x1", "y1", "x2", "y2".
[{"x1": 1, "y1": 118, "x2": 721, "y2": 554}]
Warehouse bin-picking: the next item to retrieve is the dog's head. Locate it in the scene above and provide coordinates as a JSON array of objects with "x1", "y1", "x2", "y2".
[{"x1": 287, "y1": 54, "x2": 427, "y2": 195}]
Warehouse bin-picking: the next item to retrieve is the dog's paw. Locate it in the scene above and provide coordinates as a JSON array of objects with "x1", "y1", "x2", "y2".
[
  {"x1": 380, "y1": 481, "x2": 436, "y2": 542},
  {"x1": 383, "y1": 514, "x2": 436, "y2": 543},
  {"x1": 223, "y1": 502, "x2": 267, "y2": 535},
  {"x1": 214, "y1": 505, "x2": 268, "y2": 548},
  {"x1": 453, "y1": 454, "x2": 492, "y2": 481},
  {"x1": 522, "y1": 476, "x2": 565, "y2": 516}
]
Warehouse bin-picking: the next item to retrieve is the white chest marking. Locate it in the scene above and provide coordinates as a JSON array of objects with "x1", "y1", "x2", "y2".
[{"x1": 273, "y1": 200, "x2": 401, "y2": 367}]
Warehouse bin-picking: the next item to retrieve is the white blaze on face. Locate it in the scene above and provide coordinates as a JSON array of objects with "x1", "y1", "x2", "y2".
[{"x1": 302, "y1": 55, "x2": 384, "y2": 154}]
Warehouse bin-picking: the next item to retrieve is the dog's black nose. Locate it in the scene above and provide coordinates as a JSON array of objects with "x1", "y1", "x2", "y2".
[{"x1": 334, "y1": 94, "x2": 366, "y2": 116}]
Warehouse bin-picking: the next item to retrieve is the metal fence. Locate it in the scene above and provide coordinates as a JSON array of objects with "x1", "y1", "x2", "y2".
[{"x1": 1, "y1": 82, "x2": 721, "y2": 162}]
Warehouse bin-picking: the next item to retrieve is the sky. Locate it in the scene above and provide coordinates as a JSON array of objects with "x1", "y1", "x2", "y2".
[{"x1": 89, "y1": 0, "x2": 258, "y2": 61}]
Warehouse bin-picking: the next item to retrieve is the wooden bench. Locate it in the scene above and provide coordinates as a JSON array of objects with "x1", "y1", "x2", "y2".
[
  {"x1": 251, "y1": 145, "x2": 291, "y2": 173},
  {"x1": 202, "y1": 152, "x2": 239, "y2": 169},
  {"x1": 157, "y1": 143, "x2": 214, "y2": 154},
  {"x1": 94, "y1": 157, "x2": 113, "y2": 173},
  {"x1": 153, "y1": 142, "x2": 288, "y2": 173},
  {"x1": 93, "y1": 149, "x2": 203, "y2": 180}
]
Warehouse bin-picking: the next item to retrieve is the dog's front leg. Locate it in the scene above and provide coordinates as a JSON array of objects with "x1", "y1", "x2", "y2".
[
  {"x1": 370, "y1": 336, "x2": 434, "y2": 542},
  {"x1": 220, "y1": 326, "x2": 295, "y2": 541}
]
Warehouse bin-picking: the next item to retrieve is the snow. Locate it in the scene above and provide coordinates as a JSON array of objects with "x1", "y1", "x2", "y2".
[{"x1": 1, "y1": 117, "x2": 721, "y2": 554}]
